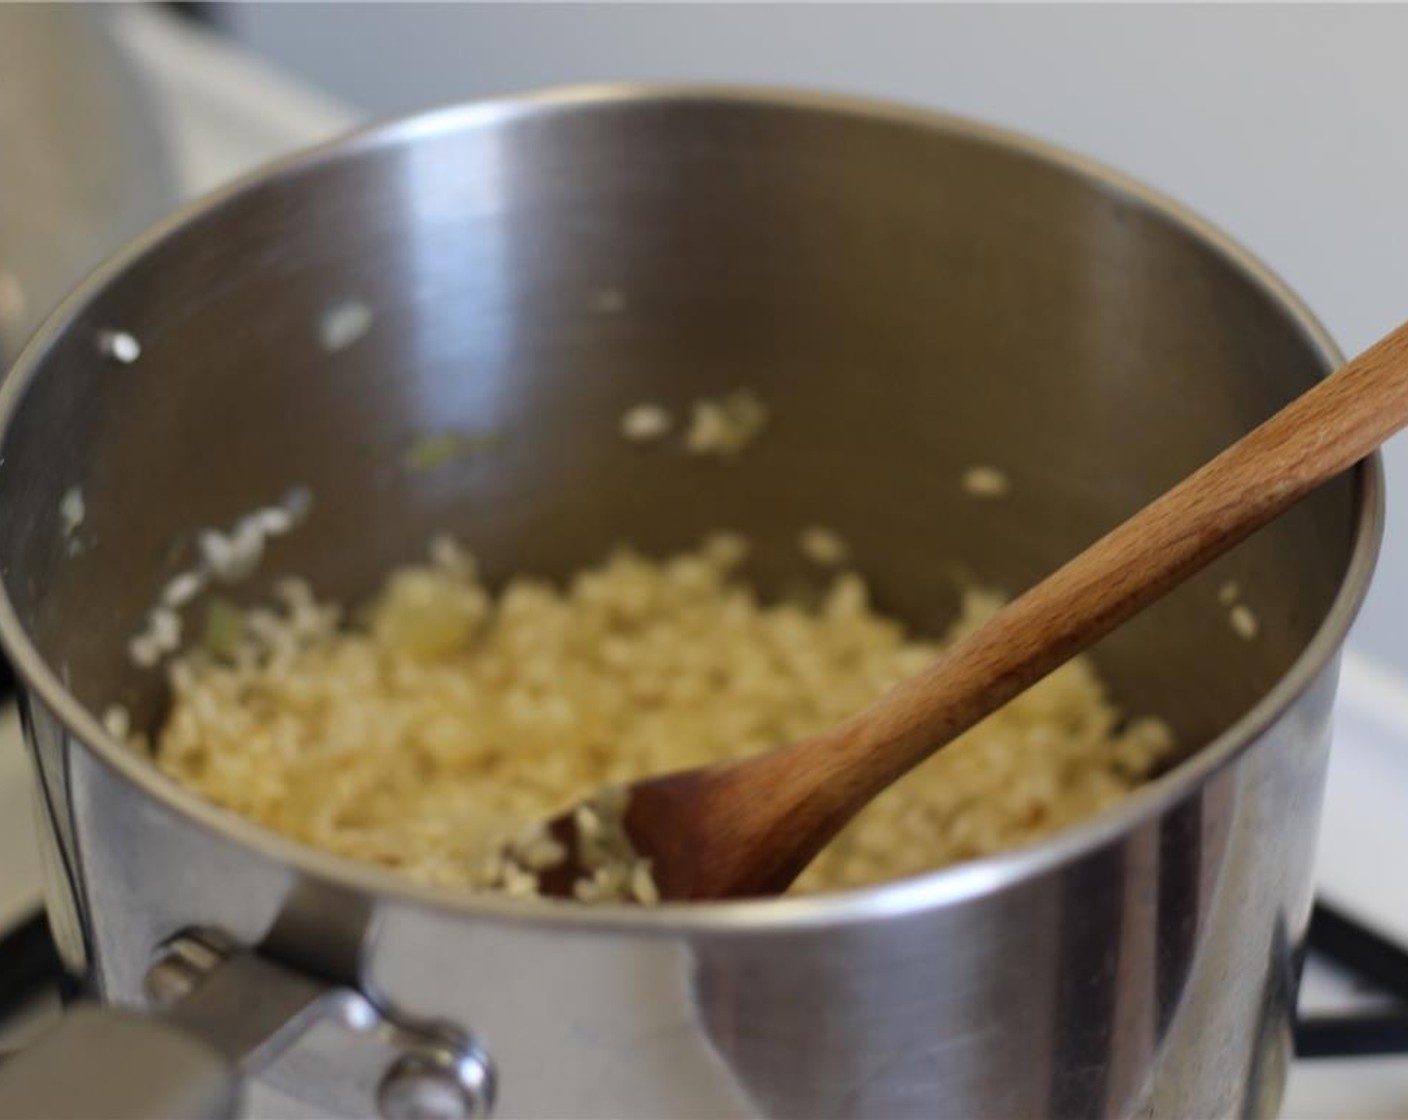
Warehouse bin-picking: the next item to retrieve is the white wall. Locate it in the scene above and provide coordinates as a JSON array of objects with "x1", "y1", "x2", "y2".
[{"x1": 224, "y1": 2, "x2": 1408, "y2": 670}]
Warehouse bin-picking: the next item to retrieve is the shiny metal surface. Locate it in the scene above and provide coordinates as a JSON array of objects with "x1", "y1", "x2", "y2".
[
  {"x1": 0, "y1": 7, "x2": 175, "y2": 367},
  {"x1": 147, "y1": 933, "x2": 495, "y2": 1119},
  {"x1": 0, "y1": 924, "x2": 495, "y2": 1120},
  {"x1": 0, "y1": 88, "x2": 1383, "y2": 1117},
  {"x1": 377, "y1": 1051, "x2": 495, "y2": 1120}
]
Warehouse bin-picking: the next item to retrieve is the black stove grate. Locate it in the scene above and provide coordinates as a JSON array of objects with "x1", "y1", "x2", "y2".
[{"x1": 1296, "y1": 904, "x2": 1408, "y2": 1058}]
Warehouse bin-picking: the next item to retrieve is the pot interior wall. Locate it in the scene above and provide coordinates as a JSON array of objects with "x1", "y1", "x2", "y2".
[{"x1": 0, "y1": 95, "x2": 1359, "y2": 766}]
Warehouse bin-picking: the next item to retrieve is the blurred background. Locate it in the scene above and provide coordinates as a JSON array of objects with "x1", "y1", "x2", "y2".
[
  {"x1": 226, "y1": 2, "x2": 1408, "y2": 678},
  {"x1": 5, "y1": 6, "x2": 1408, "y2": 1114},
  {"x1": 215, "y1": 2, "x2": 1408, "y2": 681},
  {"x1": 9, "y1": 0, "x2": 1408, "y2": 669}
]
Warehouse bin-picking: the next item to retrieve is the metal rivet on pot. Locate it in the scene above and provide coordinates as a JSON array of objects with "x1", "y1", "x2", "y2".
[
  {"x1": 144, "y1": 954, "x2": 202, "y2": 1008},
  {"x1": 143, "y1": 934, "x2": 225, "y2": 1008},
  {"x1": 377, "y1": 1051, "x2": 494, "y2": 1120}
]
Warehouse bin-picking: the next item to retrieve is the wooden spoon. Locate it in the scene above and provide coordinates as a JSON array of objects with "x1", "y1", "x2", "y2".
[{"x1": 536, "y1": 320, "x2": 1408, "y2": 903}]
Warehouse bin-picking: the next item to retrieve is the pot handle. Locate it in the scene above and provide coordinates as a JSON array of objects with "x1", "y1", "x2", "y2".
[
  {"x1": 0, "y1": 929, "x2": 495, "y2": 1120},
  {"x1": 0, "y1": 1004, "x2": 241, "y2": 1119}
]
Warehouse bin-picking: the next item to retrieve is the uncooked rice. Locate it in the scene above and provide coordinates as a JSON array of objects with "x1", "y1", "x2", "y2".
[
  {"x1": 150, "y1": 534, "x2": 1175, "y2": 900},
  {"x1": 1229, "y1": 603, "x2": 1260, "y2": 641},
  {"x1": 59, "y1": 487, "x2": 85, "y2": 538},
  {"x1": 962, "y1": 465, "x2": 1011, "y2": 499},
  {"x1": 619, "y1": 404, "x2": 673, "y2": 442},
  {"x1": 684, "y1": 390, "x2": 768, "y2": 457},
  {"x1": 128, "y1": 487, "x2": 313, "y2": 670},
  {"x1": 318, "y1": 298, "x2": 374, "y2": 352},
  {"x1": 799, "y1": 527, "x2": 848, "y2": 567},
  {"x1": 100, "y1": 329, "x2": 141, "y2": 365}
]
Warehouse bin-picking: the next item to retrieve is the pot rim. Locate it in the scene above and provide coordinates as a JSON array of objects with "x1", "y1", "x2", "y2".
[{"x1": 0, "y1": 83, "x2": 1384, "y2": 936}]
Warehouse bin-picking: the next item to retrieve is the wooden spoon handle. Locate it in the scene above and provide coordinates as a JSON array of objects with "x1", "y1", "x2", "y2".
[{"x1": 803, "y1": 319, "x2": 1408, "y2": 813}]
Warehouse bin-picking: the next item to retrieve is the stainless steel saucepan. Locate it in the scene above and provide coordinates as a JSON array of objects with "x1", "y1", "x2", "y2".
[{"x1": 0, "y1": 87, "x2": 1382, "y2": 1119}]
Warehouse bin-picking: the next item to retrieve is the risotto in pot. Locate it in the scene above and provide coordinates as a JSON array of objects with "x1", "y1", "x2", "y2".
[{"x1": 145, "y1": 532, "x2": 1176, "y2": 901}]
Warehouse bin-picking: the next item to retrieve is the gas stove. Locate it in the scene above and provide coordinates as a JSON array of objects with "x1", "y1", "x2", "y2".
[{"x1": 0, "y1": 8, "x2": 1405, "y2": 1115}]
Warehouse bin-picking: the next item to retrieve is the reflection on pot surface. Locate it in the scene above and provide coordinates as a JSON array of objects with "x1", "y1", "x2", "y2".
[{"x1": 0, "y1": 89, "x2": 1380, "y2": 1117}]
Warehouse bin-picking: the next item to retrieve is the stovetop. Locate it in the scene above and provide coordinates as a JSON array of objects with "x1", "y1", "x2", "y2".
[{"x1": 1, "y1": 8, "x2": 1406, "y2": 1114}]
